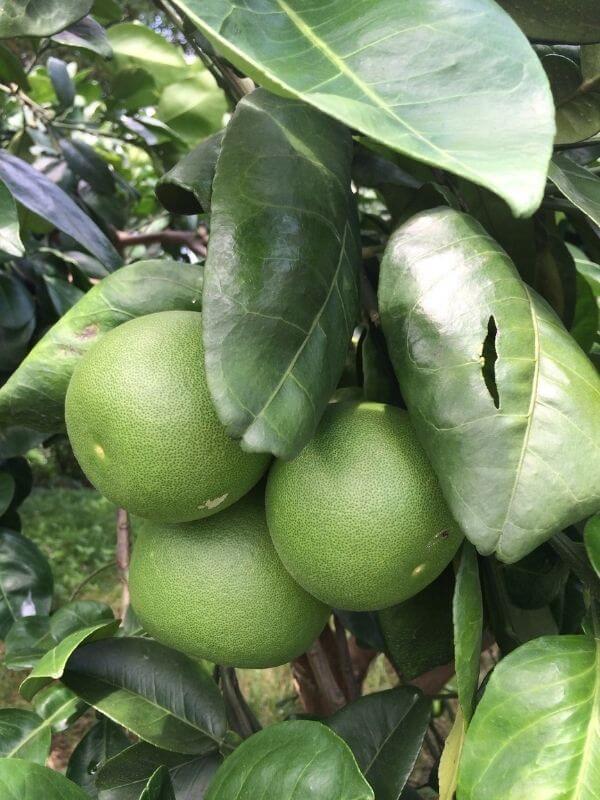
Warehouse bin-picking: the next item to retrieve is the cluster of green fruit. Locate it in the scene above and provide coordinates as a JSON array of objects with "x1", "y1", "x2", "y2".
[{"x1": 65, "y1": 310, "x2": 462, "y2": 668}]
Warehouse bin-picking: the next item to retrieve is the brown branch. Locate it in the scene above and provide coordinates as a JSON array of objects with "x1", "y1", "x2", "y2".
[
  {"x1": 114, "y1": 229, "x2": 207, "y2": 257},
  {"x1": 360, "y1": 266, "x2": 380, "y2": 327},
  {"x1": 333, "y1": 616, "x2": 360, "y2": 701},
  {"x1": 116, "y1": 508, "x2": 130, "y2": 616},
  {"x1": 305, "y1": 637, "x2": 347, "y2": 715}
]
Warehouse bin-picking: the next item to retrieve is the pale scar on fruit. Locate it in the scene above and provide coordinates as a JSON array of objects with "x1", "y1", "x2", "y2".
[
  {"x1": 198, "y1": 494, "x2": 228, "y2": 510},
  {"x1": 94, "y1": 444, "x2": 105, "y2": 459}
]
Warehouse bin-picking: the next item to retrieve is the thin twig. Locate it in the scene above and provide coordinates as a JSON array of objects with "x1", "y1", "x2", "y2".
[
  {"x1": 114, "y1": 229, "x2": 207, "y2": 256},
  {"x1": 360, "y1": 266, "x2": 380, "y2": 327},
  {"x1": 116, "y1": 508, "x2": 131, "y2": 615},
  {"x1": 69, "y1": 561, "x2": 116, "y2": 602},
  {"x1": 218, "y1": 666, "x2": 261, "y2": 738}
]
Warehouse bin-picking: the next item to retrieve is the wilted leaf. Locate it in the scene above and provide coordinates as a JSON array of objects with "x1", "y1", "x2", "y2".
[
  {"x1": 52, "y1": 16, "x2": 113, "y2": 58},
  {"x1": 0, "y1": 0, "x2": 93, "y2": 38},
  {"x1": 173, "y1": 0, "x2": 555, "y2": 216},
  {"x1": 458, "y1": 635, "x2": 600, "y2": 799},
  {"x1": 0, "y1": 758, "x2": 89, "y2": 800},
  {"x1": 497, "y1": 0, "x2": 600, "y2": 43},
  {"x1": 0, "y1": 708, "x2": 51, "y2": 764},
  {"x1": 328, "y1": 688, "x2": 430, "y2": 800},
  {"x1": 0, "y1": 260, "x2": 203, "y2": 434},
  {"x1": 0, "y1": 529, "x2": 53, "y2": 639},
  {"x1": 62, "y1": 637, "x2": 227, "y2": 755},
  {"x1": 379, "y1": 208, "x2": 600, "y2": 563},
  {"x1": 204, "y1": 89, "x2": 360, "y2": 458},
  {"x1": 156, "y1": 131, "x2": 223, "y2": 214},
  {"x1": 205, "y1": 720, "x2": 374, "y2": 800},
  {"x1": 0, "y1": 152, "x2": 121, "y2": 268}
]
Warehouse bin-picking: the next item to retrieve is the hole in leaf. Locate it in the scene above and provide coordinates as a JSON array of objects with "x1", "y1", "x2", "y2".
[{"x1": 481, "y1": 315, "x2": 499, "y2": 409}]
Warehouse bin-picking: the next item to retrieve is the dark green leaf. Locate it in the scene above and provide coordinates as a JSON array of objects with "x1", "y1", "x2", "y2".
[
  {"x1": 542, "y1": 54, "x2": 600, "y2": 144},
  {"x1": 60, "y1": 139, "x2": 115, "y2": 195},
  {"x1": 531, "y1": 214, "x2": 577, "y2": 328},
  {"x1": 156, "y1": 131, "x2": 223, "y2": 214},
  {"x1": 97, "y1": 742, "x2": 221, "y2": 800},
  {"x1": 584, "y1": 514, "x2": 600, "y2": 578},
  {"x1": 204, "y1": 89, "x2": 360, "y2": 458},
  {"x1": 0, "y1": 529, "x2": 53, "y2": 639},
  {"x1": 42, "y1": 274, "x2": 85, "y2": 317},
  {"x1": 0, "y1": 709, "x2": 51, "y2": 764},
  {"x1": 0, "y1": 43, "x2": 29, "y2": 90},
  {"x1": 0, "y1": 317, "x2": 34, "y2": 371},
  {"x1": 0, "y1": 260, "x2": 203, "y2": 434},
  {"x1": 173, "y1": 0, "x2": 555, "y2": 216},
  {"x1": 2, "y1": 456, "x2": 32, "y2": 509},
  {"x1": 4, "y1": 616, "x2": 53, "y2": 669},
  {"x1": 328, "y1": 688, "x2": 430, "y2": 800},
  {"x1": 0, "y1": 0, "x2": 93, "y2": 38},
  {"x1": 360, "y1": 326, "x2": 402, "y2": 407},
  {"x1": 379, "y1": 208, "x2": 600, "y2": 563},
  {"x1": 92, "y1": 0, "x2": 122, "y2": 24},
  {"x1": 67, "y1": 718, "x2": 130, "y2": 797},
  {"x1": 20, "y1": 620, "x2": 119, "y2": 701},
  {"x1": 379, "y1": 567, "x2": 454, "y2": 680},
  {"x1": 497, "y1": 0, "x2": 600, "y2": 43},
  {"x1": 139, "y1": 767, "x2": 175, "y2": 800},
  {"x1": 458, "y1": 635, "x2": 600, "y2": 798},
  {"x1": 47, "y1": 57, "x2": 75, "y2": 108},
  {"x1": 453, "y1": 543, "x2": 483, "y2": 722},
  {"x1": 205, "y1": 720, "x2": 373, "y2": 800},
  {"x1": 0, "y1": 758, "x2": 89, "y2": 799},
  {"x1": 32, "y1": 683, "x2": 86, "y2": 732},
  {"x1": 334, "y1": 611, "x2": 385, "y2": 652},
  {"x1": 571, "y1": 272, "x2": 598, "y2": 353},
  {"x1": 549, "y1": 153, "x2": 600, "y2": 228},
  {"x1": 0, "y1": 472, "x2": 15, "y2": 517},
  {"x1": 0, "y1": 273, "x2": 33, "y2": 329},
  {"x1": 503, "y1": 543, "x2": 570, "y2": 610},
  {"x1": 50, "y1": 600, "x2": 114, "y2": 642},
  {"x1": 52, "y1": 16, "x2": 113, "y2": 58},
  {"x1": 62, "y1": 637, "x2": 227, "y2": 755},
  {"x1": 0, "y1": 152, "x2": 121, "y2": 268}
]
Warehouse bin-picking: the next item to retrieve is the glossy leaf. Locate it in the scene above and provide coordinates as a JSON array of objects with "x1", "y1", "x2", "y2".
[
  {"x1": 156, "y1": 131, "x2": 223, "y2": 214},
  {"x1": 205, "y1": 720, "x2": 373, "y2": 800},
  {"x1": 379, "y1": 207, "x2": 600, "y2": 563},
  {"x1": 0, "y1": 152, "x2": 121, "y2": 268},
  {"x1": 61, "y1": 138, "x2": 115, "y2": 195},
  {"x1": 379, "y1": 567, "x2": 454, "y2": 680},
  {"x1": 549, "y1": 154, "x2": 600, "y2": 228},
  {"x1": 0, "y1": 472, "x2": 15, "y2": 517},
  {"x1": 0, "y1": 260, "x2": 203, "y2": 434},
  {"x1": 61, "y1": 637, "x2": 227, "y2": 755},
  {"x1": 0, "y1": 529, "x2": 53, "y2": 639},
  {"x1": 0, "y1": 758, "x2": 89, "y2": 800},
  {"x1": 48, "y1": 57, "x2": 75, "y2": 108},
  {"x1": 173, "y1": 0, "x2": 555, "y2": 217},
  {"x1": 31, "y1": 683, "x2": 86, "y2": 733},
  {"x1": 0, "y1": 180, "x2": 24, "y2": 257},
  {"x1": 585, "y1": 514, "x2": 600, "y2": 578},
  {"x1": 571, "y1": 272, "x2": 598, "y2": 354},
  {"x1": 4, "y1": 616, "x2": 53, "y2": 670},
  {"x1": 0, "y1": 273, "x2": 34, "y2": 329},
  {"x1": 328, "y1": 688, "x2": 430, "y2": 800},
  {"x1": 50, "y1": 600, "x2": 114, "y2": 642},
  {"x1": 541, "y1": 54, "x2": 600, "y2": 145},
  {"x1": 497, "y1": 0, "x2": 600, "y2": 43},
  {"x1": 67, "y1": 718, "x2": 130, "y2": 797},
  {"x1": 204, "y1": 89, "x2": 360, "y2": 458},
  {"x1": 453, "y1": 543, "x2": 483, "y2": 722},
  {"x1": 20, "y1": 620, "x2": 119, "y2": 701},
  {"x1": 0, "y1": 0, "x2": 93, "y2": 38},
  {"x1": 97, "y1": 742, "x2": 221, "y2": 800},
  {"x1": 157, "y1": 74, "x2": 227, "y2": 146},
  {"x1": 0, "y1": 708, "x2": 51, "y2": 764},
  {"x1": 503, "y1": 542, "x2": 570, "y2": 610},
  {"x1": 0, "y1": 43, "x2": 29, "y2": 90},
  {"x1": 139, "y1": 767, "x2": 176, "y2": 800},
  {"x1": 52, "y1": 16, "x2": 113, "y2": 58},
  {"x1": 458, "y1": 635, "x2": 600, "y2": 799}
]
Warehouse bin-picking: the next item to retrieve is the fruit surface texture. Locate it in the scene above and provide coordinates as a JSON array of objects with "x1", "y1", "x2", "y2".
[
  {"x1": 266, "y1": 402, "x2": 463, "y2": 610},
  {"x1": 65, "y1": 310, "x2": 270, "y2": 522},
  {"x1": 129, "y1": 489, "x2": 330, "y2": 668}
]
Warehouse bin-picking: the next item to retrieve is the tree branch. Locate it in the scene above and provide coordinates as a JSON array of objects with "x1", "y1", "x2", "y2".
[
  {"x1": 116, "y1": 508, "x2": 131, "y2": 616},
  {"x1": 114, "y1": 228, "x2": 207, "y2": 256}
]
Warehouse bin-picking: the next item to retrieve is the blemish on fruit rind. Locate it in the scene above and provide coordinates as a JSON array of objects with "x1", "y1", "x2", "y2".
[
  {"x1": 411, "y1": 563, "x2": 426, "y2": 577},
  {"x1": 94, "y1": 444, "x2": 105, "y2": 459},
  {"x1": 199, "y1": 493, "x2": 228, "y2": 510}
]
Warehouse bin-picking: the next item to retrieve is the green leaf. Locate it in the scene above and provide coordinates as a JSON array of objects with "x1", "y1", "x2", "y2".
[
  {"x1": 0, "y1": 152, "x2": 121, "y2": 269},
  {"x1": 66, "y1": 718, "x2": 130, "y2": 797},
  {"x1": 107, "y1": 22, "x2": 186, "y2": 87},
  {"x1": 42, "y1": 275, "x2": 85, "y2": 317},
  {"x1": 458, "y1": 635, "x2": 600, "y2": 799},
  {"x1": 31, "y1": 683, "x2": 86, "y2": 732},
  {"x1": 0, "y1": 273, "x2": 33, "y2": 329},
  {"x1": 4, "y1": 616, "x2": 53, "y2": 669},
  {"x1": 379, "y1": 207, "x2": 600, "y2": 563},
  {"x1": 139, "y1": 767, "x2": 176, "y2": 800},
  {"x1": 0, "y1": 529, "x2": 53, "y2": 639},
  {"x1": 582, "y1": 45, "x2": 600, "y2": 80},
  {"x1": 51, "y1": 16, "x2": 113, "y2": 58},
  {"x1": 0, "y1": 180, "x2": 24, "y2": 257},
  {"x1": 503, "y1": 542, "x2": 570, "y2": 610},
  {"x1": 157, "y1": 74, "x2": 227, "y2": 146},
  {"x1": 549, "y1": 153, "x2": 600, "y2": 228},
  {"x1": 571, "y1": 272, "x2": 598, "y2": 354},
  {"x1": 0, "y1": 758, "x2": 89, "y2": 799},
  {"x1": 453, "y1": 543, "x2": 483, "y2": 723},
  {"x1": 0, "y1": 259, "x2": 203, "y2": 434},
  {"x1": 379, "y1": 567, "x2": 454, "y2": 680},
  {"x1": 156, "y1": 131, "x2": 223, "y2": 214},
  {"x1": 541, "y1": 54, "x2": 600, "y2": 145},
  {"x1": 585, "y1": 514, "x2": 600, "y2": 578},
  {"x1": 0, "y1": 472, "x2": 15, "y2": 517},
  {"x1": 61, "y1": 637, "x2": 227, "y2": 755},
  {"x1": 20, "y1": 620, "x2": 119, "y2": 701},
  {"x1": 205, "y1": 720, "x2": 374, "y2": 800},
  {"x1": 0, "y1": 43, "x2": 29, "y2": 90},
  {"x1": 328, "y1": 688, "x2": 430, "y2": 800},
  {"x1": 438, "y1": 708, "x2": 465, "y2": 800},
  {"x1": 497, "y1": 1, "x2": 600, "y2": 43},
  {"x1": 204, "y1": 89, "x2": 360, "y2": 458},
  {"x1": 0, "y1": 0, "x2": 93, "y2": 38},
  {"x1": 0, "y1": 709, "x2": 51, "y2": 764},
  {"x1": 97, "y1": 742, "x2": 221, "y2": 800},
  {"x1": 173, "y1": 0, "x2": 555, "y2": 217},
  {"x1": 50, "y1": 600, "x2": 114, "y2": 642},
  {"x1": 111, "y1": 67, "x2": 157, "y2": 111},
  {"x1": 47, "y1": 57, "x2": 75, "y2": 108},
  {"x1": 60, "y1": 139, "x2": 115, "y2": 195}
]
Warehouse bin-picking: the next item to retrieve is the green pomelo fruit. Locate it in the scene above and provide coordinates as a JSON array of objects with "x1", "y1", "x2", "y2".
[
  {"x1": 65, "y1": 310, "x2": 270, "y2": 522},
  {"x1": 266, "y1": 402, "x2": 463, "y2": 611},
  {"x1": 129, "y1": 490, "x2": 330, "y2": 668}
]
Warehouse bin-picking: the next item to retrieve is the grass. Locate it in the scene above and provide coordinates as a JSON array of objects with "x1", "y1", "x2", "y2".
[{"x1": 6, "y1": 482, "x2": 395, "y2": 726}]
